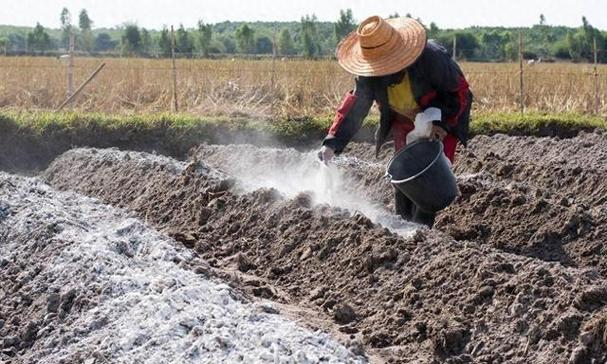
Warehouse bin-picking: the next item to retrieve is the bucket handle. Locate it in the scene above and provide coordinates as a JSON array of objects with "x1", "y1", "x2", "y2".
[{"x1": 386, "y1": 139, "x2": 444, "y2": 184}]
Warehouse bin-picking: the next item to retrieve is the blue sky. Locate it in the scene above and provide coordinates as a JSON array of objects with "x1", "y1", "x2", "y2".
[{"x1": 2, "y1": 0, "x2": 606, "y2": 29}]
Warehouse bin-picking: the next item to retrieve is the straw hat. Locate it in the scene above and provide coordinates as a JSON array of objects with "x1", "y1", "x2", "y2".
[{"x1": 336, "y1": 16, "x2": 427, "y2": 77}]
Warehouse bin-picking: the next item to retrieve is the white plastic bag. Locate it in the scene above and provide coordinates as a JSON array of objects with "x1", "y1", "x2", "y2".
[{"x1": 406, "y1": 107, "x2": 441, "y2": 144}]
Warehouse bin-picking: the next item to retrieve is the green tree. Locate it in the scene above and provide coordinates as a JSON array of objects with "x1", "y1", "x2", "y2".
[
  {"x1": 302, "y1": 32, "x2": 315, "y2": 59},
  {"x1": 27, "y1": 22, "x2": 52, "y2": 51},
  {"x1": 428, "y1": 22, "x2": 440, "y2": 39},
  {"x1": 534, "y1": 14, "x2": 550, "y2": 57},
  {"x1": 8, "y1": 33, "x2": 26, "y2": 52},
  {"x1": 504, "y1": 42, "x2": 516, "y2": 61},
  {"x1": 278, "y1": 28, "x2": 295, "y2": 55},
  {"x1": 2, "y1": 13, "x2": 599, "y2": 62},
  {"x1": 207, "y1": 39, "x2": 226, "y2": 54},
  {"x1": 60, "y1": 7, "x2": 72, "y2": 49},
  {"x1": 578, "y1": 16, "x2": 605, "y2": 61},
  {"x1": 300, "y1": 14, "x2": 319, "y2": 59},
  {"x1": 567, "y1": 31, "x2": 582, "y2": 61},
  {"x1": 481, "y1": 30, "x2": 506, "y2": 60},
  {"x1": 78, "y1": 9, "x2": 94, "y2": 52},
  {"x1": 78, "y1": 31, "x2": 94, "y2": 52},
  {"x1": 454, "y1": 32, "x2": 479, "y2": 59},
  {"x1": 235, "y1": 24, "x2": 255, "y2": 53},
  {"x1": 158, "y1": 27, "x2": 172, "y2": 57},
  {"x1": 121, "y1": 24, "x2": 141, "y2": 54},
  {"x1": 334, "y1": 9, "x2": 355, "y2": 43},
  {"x1": 176, "y1": 24, "x2": 193, "y2": 55},
  {"x1": 255, "y1": 35, "x2": 273, "y2": 54},
  {"x1": 79, "y1": 9, "x2": 92, "y2": 31},
  {"x1": 499, "y1": 32, "x2": 517, "y2": 61},
  {"x1": 94, "y1": 33, "x2": 117, "y2": 52},
  {"x1": 217, "y1": 35, "x2": 236, "y2": 54},
  {"x1": 579, "y1": 16, "x2": 593, "y2": 60},
  {"x1": 60, "y1": 8, "x2": 71, "y2": 29},
  {"x1": 0, "y1": 37, "x2": 7, "y2": 55},
  {"x1": 438, "y1": 31, "x2": 479, "y2": 59},
  {"x1": 197, "y1": 20, "x2": 213, "y2": 57},
  {"x1": 140, "y1": 28, "x2": 152, "y2": 54},
  {"x1": 551, "y1": 39, "x2": 571, "y2": 59}
]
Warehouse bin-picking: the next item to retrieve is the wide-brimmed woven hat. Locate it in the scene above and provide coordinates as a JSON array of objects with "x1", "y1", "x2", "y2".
[{"x1": 336, "y1": 15, "x2": 427, "y2": 77}]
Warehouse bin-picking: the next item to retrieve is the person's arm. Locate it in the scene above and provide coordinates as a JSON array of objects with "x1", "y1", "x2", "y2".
[{"x1": 322, "y1": 77, "x2": 374, "y2": 155}]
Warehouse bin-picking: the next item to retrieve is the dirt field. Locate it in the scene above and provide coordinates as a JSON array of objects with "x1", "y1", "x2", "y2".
[
  {"x1": 0, "y1": 172, "x2": 364, "y2": 363},
  {"x1": 340, "y1": 132, "x2": 607, "y2": 276},
  {"x1": 1, "y1": 130, "x2": 606, "y2": 363}
]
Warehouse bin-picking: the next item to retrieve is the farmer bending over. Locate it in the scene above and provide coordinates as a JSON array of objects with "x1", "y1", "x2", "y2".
[{"x1": 318, "y1": 15, "x2": 472, "y2": 228}]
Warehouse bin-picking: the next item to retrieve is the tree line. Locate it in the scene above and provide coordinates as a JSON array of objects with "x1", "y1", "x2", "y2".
[{"x1": 0, "y1": 8, "x2": 605, "y2": 62}]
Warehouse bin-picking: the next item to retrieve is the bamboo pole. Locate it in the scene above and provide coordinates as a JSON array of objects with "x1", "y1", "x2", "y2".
[
  {"x1": 67, "y1": 31, "x2": 75, "y2": 97},
  {"x1": 452, "y1": 35, "x2": 457, "y2": 61},
  {"x1": 593, "y1": 37, "x2": 599, "y2": 114},
  {"x1": 171, "y1": 25, "x2": 178, "y2": 113},
  {"x1": 270, "y1": 28, "x2": 277, "y2": 117},
  {"x1": 57, "y1": 62, "x2": 106, "y2": 111},
  {"x1": 518, "y1": 30, "x2": 525, "y2": 114}
]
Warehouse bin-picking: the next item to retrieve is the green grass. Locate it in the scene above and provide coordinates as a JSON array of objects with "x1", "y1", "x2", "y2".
[
  {"x1": 1, "y1": 109, "x2": 604, "y2": 172},
  {"x1": 471, "y1": 111, "x2": 606, "y2": 135},
  {"x1": 1, "y1": 109, "x2": 605, "y2": 144},
  {"x1": 1, "y1": 110, "x2": 328, "y2": 135}
]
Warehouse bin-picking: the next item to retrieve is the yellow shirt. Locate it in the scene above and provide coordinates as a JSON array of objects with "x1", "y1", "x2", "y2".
[{"x1": 387, "y1": 72, "x2": 419, "y2": 120}]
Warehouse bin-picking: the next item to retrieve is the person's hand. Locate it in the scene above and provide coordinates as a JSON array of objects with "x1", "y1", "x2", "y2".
[
  {"x1": 318, "y1": 145, "x2": 335, "y2": 164},
  {"x1": 431, "y1": 124, "x2": 447, "y2": 140}
]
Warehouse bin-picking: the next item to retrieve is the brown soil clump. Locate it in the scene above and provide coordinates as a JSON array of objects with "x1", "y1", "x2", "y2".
[
  {"x1": 336, "y1": 133, "x2": 607, "y2": 276},
  {"x1": 439, "y1": 132, "x2": 607, "y2": 275},
  {"x1": 44, "y1": 146, "x2": 607, "y2": 363}
]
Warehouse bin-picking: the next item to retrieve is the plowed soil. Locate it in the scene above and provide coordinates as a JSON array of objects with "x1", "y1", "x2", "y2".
[
  {"x1": 0, "y1": 172, "x2": 363, "y2": 364},
  {"x1": 441, "y1": 133, "x2": 607, "y2": 273},
  {"x1": 330, "y1": 132, "x2": 607, "y2": 276},
  {"x1": 41, "y1": 132, "x2": 607, "y2": 363}
]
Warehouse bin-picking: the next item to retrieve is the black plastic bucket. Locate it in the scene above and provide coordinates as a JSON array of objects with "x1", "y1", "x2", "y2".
[{"x1": 386, "y1": 139, "x2": 459, "y2": 213}]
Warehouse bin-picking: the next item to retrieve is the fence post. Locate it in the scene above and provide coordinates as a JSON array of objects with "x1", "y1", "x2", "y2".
[
  {"x1": 170, "y1": 25, "x2": 179, "y2": 113},
  {"x1": 518, "y1": 30, "x2": 525, "y2": 114},
  {"x1": 67, "y1": 31, "x2": 75, "y2": 97},
  {"x1": 271, "y1": 28, "x2": 277, "y2": 117},
  {"x1": 452, "y1": 35, "x2": 457, "y2": 61},
  {"x1": 593, "y1": 37, "x2": 599, "y2": 114}
]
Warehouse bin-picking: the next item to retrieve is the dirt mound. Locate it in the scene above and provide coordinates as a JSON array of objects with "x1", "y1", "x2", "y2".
[
  {"x1": 0, "y1": 172, "x2": 365, "y2": 363},
  {"x1": 44, "y1": 147, "x2": 607, "y2": 363},
  {"x1": 436, "y1": 132, "x2": 607, "y2": 275},
  {"x1": 336, "y1": 133, "x2": 607, "y2": 276},
  {"x1": 452, "y1": 132, "x2": 607, "y2": 210}
]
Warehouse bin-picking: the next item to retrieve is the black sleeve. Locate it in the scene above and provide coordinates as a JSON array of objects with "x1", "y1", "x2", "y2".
[{"x1": 422, "y1": 41, "x2": 469, "y2": 131}]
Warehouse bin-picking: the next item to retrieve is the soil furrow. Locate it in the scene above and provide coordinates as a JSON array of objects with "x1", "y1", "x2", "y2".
[{"x1": 43, "y1": 146, "x2": 607, "y2": 363}]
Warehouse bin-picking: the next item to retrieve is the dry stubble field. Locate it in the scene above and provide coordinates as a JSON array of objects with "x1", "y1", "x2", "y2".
[{"x1": 0, "y1": 56, "x2": 606, "y2": 117}]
